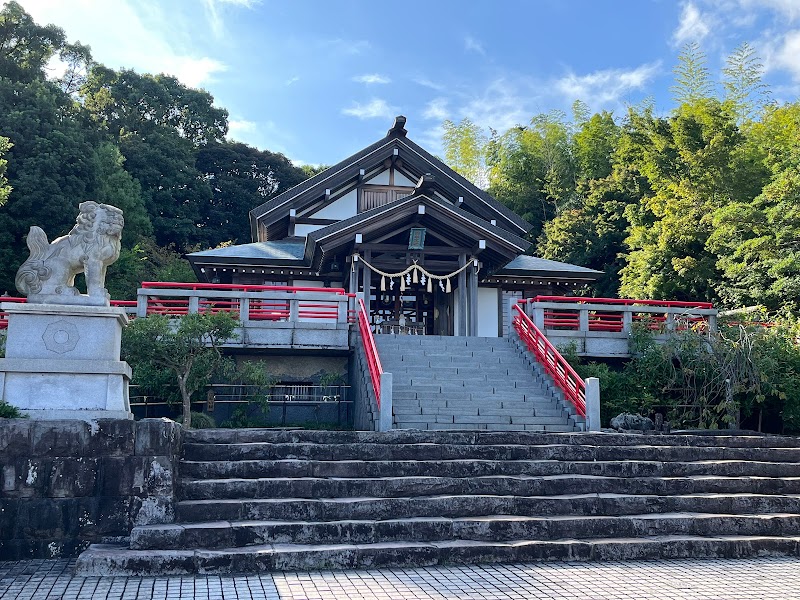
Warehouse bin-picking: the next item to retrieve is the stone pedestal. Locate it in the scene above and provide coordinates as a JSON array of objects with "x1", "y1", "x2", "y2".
[{"x1": 0, "y1": 303, "x2": 132, "y2": 420}]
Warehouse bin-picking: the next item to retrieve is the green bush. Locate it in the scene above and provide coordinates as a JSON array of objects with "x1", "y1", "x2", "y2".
[
  {"x1": 0, "y1": 401, "x2": 25, "y2": 418},
  {"x1": 178, "y1": 411, "x2": 216, "y2": 429}
]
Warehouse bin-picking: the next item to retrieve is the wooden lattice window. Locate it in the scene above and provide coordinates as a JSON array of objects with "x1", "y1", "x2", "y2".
[{"x1": 359, "y1": 186, "x2": 414, "y2": 212}]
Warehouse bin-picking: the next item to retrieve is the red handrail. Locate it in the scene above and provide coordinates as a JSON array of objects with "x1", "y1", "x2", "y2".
[
  {"x1": 512, "y1": 303, "x2": 586, "y2": 417},
  {"x1": 141, "y1": 281, "x2": 347, "y2": 294},
  {"x1": 530, "y1": 295, "x2": 713, "y2": 309},
  {"x1": 357, "y1": 297, "x2": 383, "y2": 408}
]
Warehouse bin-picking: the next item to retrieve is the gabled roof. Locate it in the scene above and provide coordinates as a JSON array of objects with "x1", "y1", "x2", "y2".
[
  {"x1": 495, "y1": 255, "x2": 603, "y2": 280},
  {"x1": 188, "y1": 240, "x2": 306, "y2": 265},
  {"x1": 249, "y1": 116, "x2": 533, "y2": 241},
  {"x1": 304, "y1": 192, "x2": 531, "y2": 271}
]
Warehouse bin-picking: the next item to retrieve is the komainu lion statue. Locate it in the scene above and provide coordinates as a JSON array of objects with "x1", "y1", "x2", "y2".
[{"x1": 15, "y1": 201, "x2": 124, "y2": 306}]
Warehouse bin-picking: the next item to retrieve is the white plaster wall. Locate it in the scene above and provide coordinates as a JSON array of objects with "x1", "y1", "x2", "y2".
[
  {"x1": 394, "y1": 171, "x2": 416, "y2": 187},
  {"x1": 295, "y1": 224, "x2": 323, "y2": 237},
  {"x1": 313, "y1": 189, "x2": 357, "y2": 220},
  {"x1": 368, "y1": 169, "x2": 391, "y2": 185},
  {"x1": 478, "y1": 287, "x2": 500, "y2": 337},
  {"x1": 454, "y1": 295, "x2": 462, "y2": 336}
]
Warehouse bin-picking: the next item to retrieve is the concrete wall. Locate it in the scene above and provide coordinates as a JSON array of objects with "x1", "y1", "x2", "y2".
[
  {"x1": 351, "y1": 335, "x2": 381, "y2": 431},
  {"x1": 0, "y1": 418, "x2": 181, "y2": 560}
]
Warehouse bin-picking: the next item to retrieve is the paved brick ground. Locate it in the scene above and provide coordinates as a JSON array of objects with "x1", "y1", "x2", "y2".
[{"x1": 0, "y1": 557, "x2": 796, "y2": 599}]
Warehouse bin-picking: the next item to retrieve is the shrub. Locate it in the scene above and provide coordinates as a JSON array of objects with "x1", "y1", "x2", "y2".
[{"x1": 0, "y1": 401, "x2": 25, "y2": 418}]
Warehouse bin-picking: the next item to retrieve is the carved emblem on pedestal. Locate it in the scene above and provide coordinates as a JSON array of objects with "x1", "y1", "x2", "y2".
[{"x1": 42, "y1": 320, "x2": 80, "y2": 354}]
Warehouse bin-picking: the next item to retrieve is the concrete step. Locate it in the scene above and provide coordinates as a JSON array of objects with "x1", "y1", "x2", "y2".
[
  {"x1": 175, "y1": 492, "x2": 800, "y2": 523},
  {"x1": 182, "y1": 429, "x2": 800, "y2": 449},
  {"x1": 182, "y1": 441, "x2": 800, "y2": 463},
  {"x1": 178, "y1": 474, "x2": 800, "y2": 501},
  {"x1": 76, "y1": 534, "x2": 800, "y2": 575},
  {"x1": 180, "y1": 459, "x2": 800, "y2": 480},
  {"x1": 130, "y1": 512, "x2": 800, "y2": 551}
]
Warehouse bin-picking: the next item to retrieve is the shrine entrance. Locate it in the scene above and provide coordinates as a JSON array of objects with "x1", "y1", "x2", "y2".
[{"x1": 371, "y1": 286, "x2": 453, "y2": 335}]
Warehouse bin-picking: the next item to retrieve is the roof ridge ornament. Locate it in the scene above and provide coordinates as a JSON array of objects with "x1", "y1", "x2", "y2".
[
  {"x1": 387, "y1": 115, "x2": 407, "y2": 137},
  {"x1": 412, "y1": 172, "x2": 435, "y2": 196}
]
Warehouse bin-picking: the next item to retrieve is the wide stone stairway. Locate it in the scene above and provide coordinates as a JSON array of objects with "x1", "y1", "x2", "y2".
[
  {"x1": 375, "y1": 335, "x2": 580, "y2": 431},
  {"x1": 76, "y1": 429, "x2": 800, "y2": 575}
]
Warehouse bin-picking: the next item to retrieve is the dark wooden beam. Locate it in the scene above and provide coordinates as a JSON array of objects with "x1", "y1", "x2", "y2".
[{"x1": 458, "y1": 254, "x2": 467, "y2": 336}]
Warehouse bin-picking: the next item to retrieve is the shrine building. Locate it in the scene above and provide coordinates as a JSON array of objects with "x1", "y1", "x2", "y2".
[{"x1": 186, "y1": 116, "x2": 601, "y2": 337}]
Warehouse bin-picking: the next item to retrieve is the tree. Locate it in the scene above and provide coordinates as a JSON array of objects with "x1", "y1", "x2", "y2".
[
  {"x1": 0, "y1": 135, "x2": 12, "y2": 206},
  {"x1": 122, "y1": 312, "x2": 238, "y2": 429},
  {"x1": 723, "y1": 42, "x2": 769, "y2": 123},
  {"x1": 441, "y1": 118, "x2": 487, "y2": 186},
  {"x1": 82, "y1": 66, "x2": 228, "y2": 147},
  {"x1": 0, "y1": 1, "x2": 66, "y2": 83},
  {"x1": 708, "y1": 102, "x2": 800, "y2": 309},
  {"x1": 671, "y1": 42, "x2": 714, "y2": 105},
  {"x1": 195, "y1": 141, "x2": 306, "y2": 245},
  {"x1": 486, "y1": 112, "x2": 576, "y2": 240},
  {"x1": 618, "y1": 100, "x2": 767, "y2": 301}
]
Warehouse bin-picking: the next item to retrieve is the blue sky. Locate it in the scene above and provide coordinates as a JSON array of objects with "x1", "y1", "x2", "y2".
[{"x1": 13, "y1": 0, "x2": 800, "y2": 165}]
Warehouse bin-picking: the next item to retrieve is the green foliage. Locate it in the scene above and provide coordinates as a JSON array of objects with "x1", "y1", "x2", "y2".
[
  {"x1": 563, "y1": 319, "x2": 800, "y2": 433},
  {"x1": 441, "y1": 118, "x2": 487, "y2": 186},
  {"x1": 671, "y1": 42, "x2": 715, "y2": 105},
  {"x1": 0, "y1": 400, "x2": 24, "y2": 418},
  {"x1": 0, "y1": 136, "x2": 11, "y2": 206},
  {"x1": 723, "y1": 42, "x2": 769, "y2": 123},
  {"x1": 122, "y1": 312, "x2": 238, "y2": 429},
  {"x1": 178, "y1": 411, "x2": 216, "y2": 429}
]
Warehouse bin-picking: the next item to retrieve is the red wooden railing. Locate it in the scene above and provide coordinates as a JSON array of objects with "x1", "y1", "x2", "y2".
[
  {"x1": 138, "y1": 282, "x2": 352, "y2": 322},
  {"x1": 525, "y1": 296, "x2": 714, "y2": 333},
  {"x1": 0, "y1": 297, "x2": 137, "y2": 328},
  {"x1": 513, "y1": 303, "x2": 586, "y2": 418},
  {"x1": 357, "y1": 297, "x2": 383, "y2": 407}
]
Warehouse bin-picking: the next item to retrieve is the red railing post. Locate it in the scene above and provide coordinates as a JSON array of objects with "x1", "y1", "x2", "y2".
[
  {"x1": 357, "y1": 297, "x2": 383, "y2": 408},
  {"x1": 512, "y1": 303, "x2": 587, "y2": 418}
]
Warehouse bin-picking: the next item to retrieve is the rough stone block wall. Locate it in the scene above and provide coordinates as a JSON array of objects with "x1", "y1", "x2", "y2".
[
  {"x1": 350, "y1": 336, "x2": 380, "y2": 431},
  {"x1": 0, "y1": 418, "x2": 181, "y2": 560}
]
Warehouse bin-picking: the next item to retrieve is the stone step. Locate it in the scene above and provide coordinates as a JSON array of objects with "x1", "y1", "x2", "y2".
[
  {"x1": 130, "y1": 512, "x2": 800, "y2": 551},
  {"x1": 178, "y1": 474, "x2": 800, "y2": 501},
  {"x1": 182, "y1": 441, "x2": 800, "y2": 463},
  {"x1": 175, "y1": 493, "x2": 800, "y2": 523},
  {"x1": 75, "y1": 534, "x2": 800, "y2": 575},
  {"x1": 182, "y1": 429, "x2": 800, "y2": 447},
  {"x1": 185, "y1": 457, "x2": 800, "y2": 480}
]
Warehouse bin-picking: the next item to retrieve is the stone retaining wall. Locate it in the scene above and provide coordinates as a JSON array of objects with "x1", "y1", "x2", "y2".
[{"x1": 0, "y1": 418, "x2": 181, "y2": 560}]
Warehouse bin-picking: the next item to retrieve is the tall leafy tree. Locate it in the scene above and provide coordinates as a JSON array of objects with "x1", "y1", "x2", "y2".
[
  {"x1": 0, "y1": 136, "x2": 12, "y2": 206},
  {"x1": 441, "y1": 118, "x2": 487, "y2": 187},
  {"x1": 195, "y1": 141, "x2": 306, "y2": 245},
  {"x1": 486, "y1": 112, "x2": 576, "y2": 240},
  {"x1": 723, "y1": 42, "x2": 770, "y2": 123},
  {"x1": 671, "y1": 42, "x2": 714, "y2": 105}
]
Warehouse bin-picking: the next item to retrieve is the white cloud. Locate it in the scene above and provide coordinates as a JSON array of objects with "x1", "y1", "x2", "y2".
[
  {"x1": 738, "y1": 0, "x2": 800, "y2": 21},
  {"x1": 673, "y1": 2, "x2": 711, "y2": 46},
  {"x1": 459, "y1": 79, "x2": 532, "y2": 133},
  {"x1": 229, "y1": 119, "x2": 256, "y2": 134},
  {"x1": 414, "y1": 77, "x2": 446, "y2": 91},
  {"x1": 423, "y1": 98, "x2": 450, "y2": 121},
  {"x1": 342, "y1": 98, "x2": 398, "y2": 120},
  {"x1": 555, "y1": 62, "x2": 661, "y2": 108},
  {"x1": 352, "y1": 73, "x2": 391, "y2": 85},
  {"x1": 285, "y1": 76, "x2": 300, "y2": 86},
  {"x1": 769, "y1": 29, "x2": 800, "y2": 80},
  {"x1": 464, "y1": 35, "x2": 486, "y2": 55},
  {"x1": 14, "y1": 0, "x2": 227, "y2": 88},
  {"x1": 202, "y1": 0, "x2": 258, "y2": 38}
]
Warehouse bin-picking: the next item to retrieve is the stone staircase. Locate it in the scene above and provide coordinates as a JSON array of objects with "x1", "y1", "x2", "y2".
[
  {"x1": 375, "y1": 335, "x2": 580, "y2": 431},
  {"x1": 76, "y1": 429, "x2": 800, "y2": 575}
]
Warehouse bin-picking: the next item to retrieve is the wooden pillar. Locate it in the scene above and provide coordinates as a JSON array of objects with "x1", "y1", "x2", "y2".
[
  {"x1": 363, "y1": 250, "x2": 372, "y2": 321},
  {"x1": 457, "y1": 254, "x2": 467, "y2": 336},
  {"x1": 348, "y1": 256, "x2": 358, "y2": 295},
  {"x1": 468, "y1": 260, "x2": 478, "y2": 336}
]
